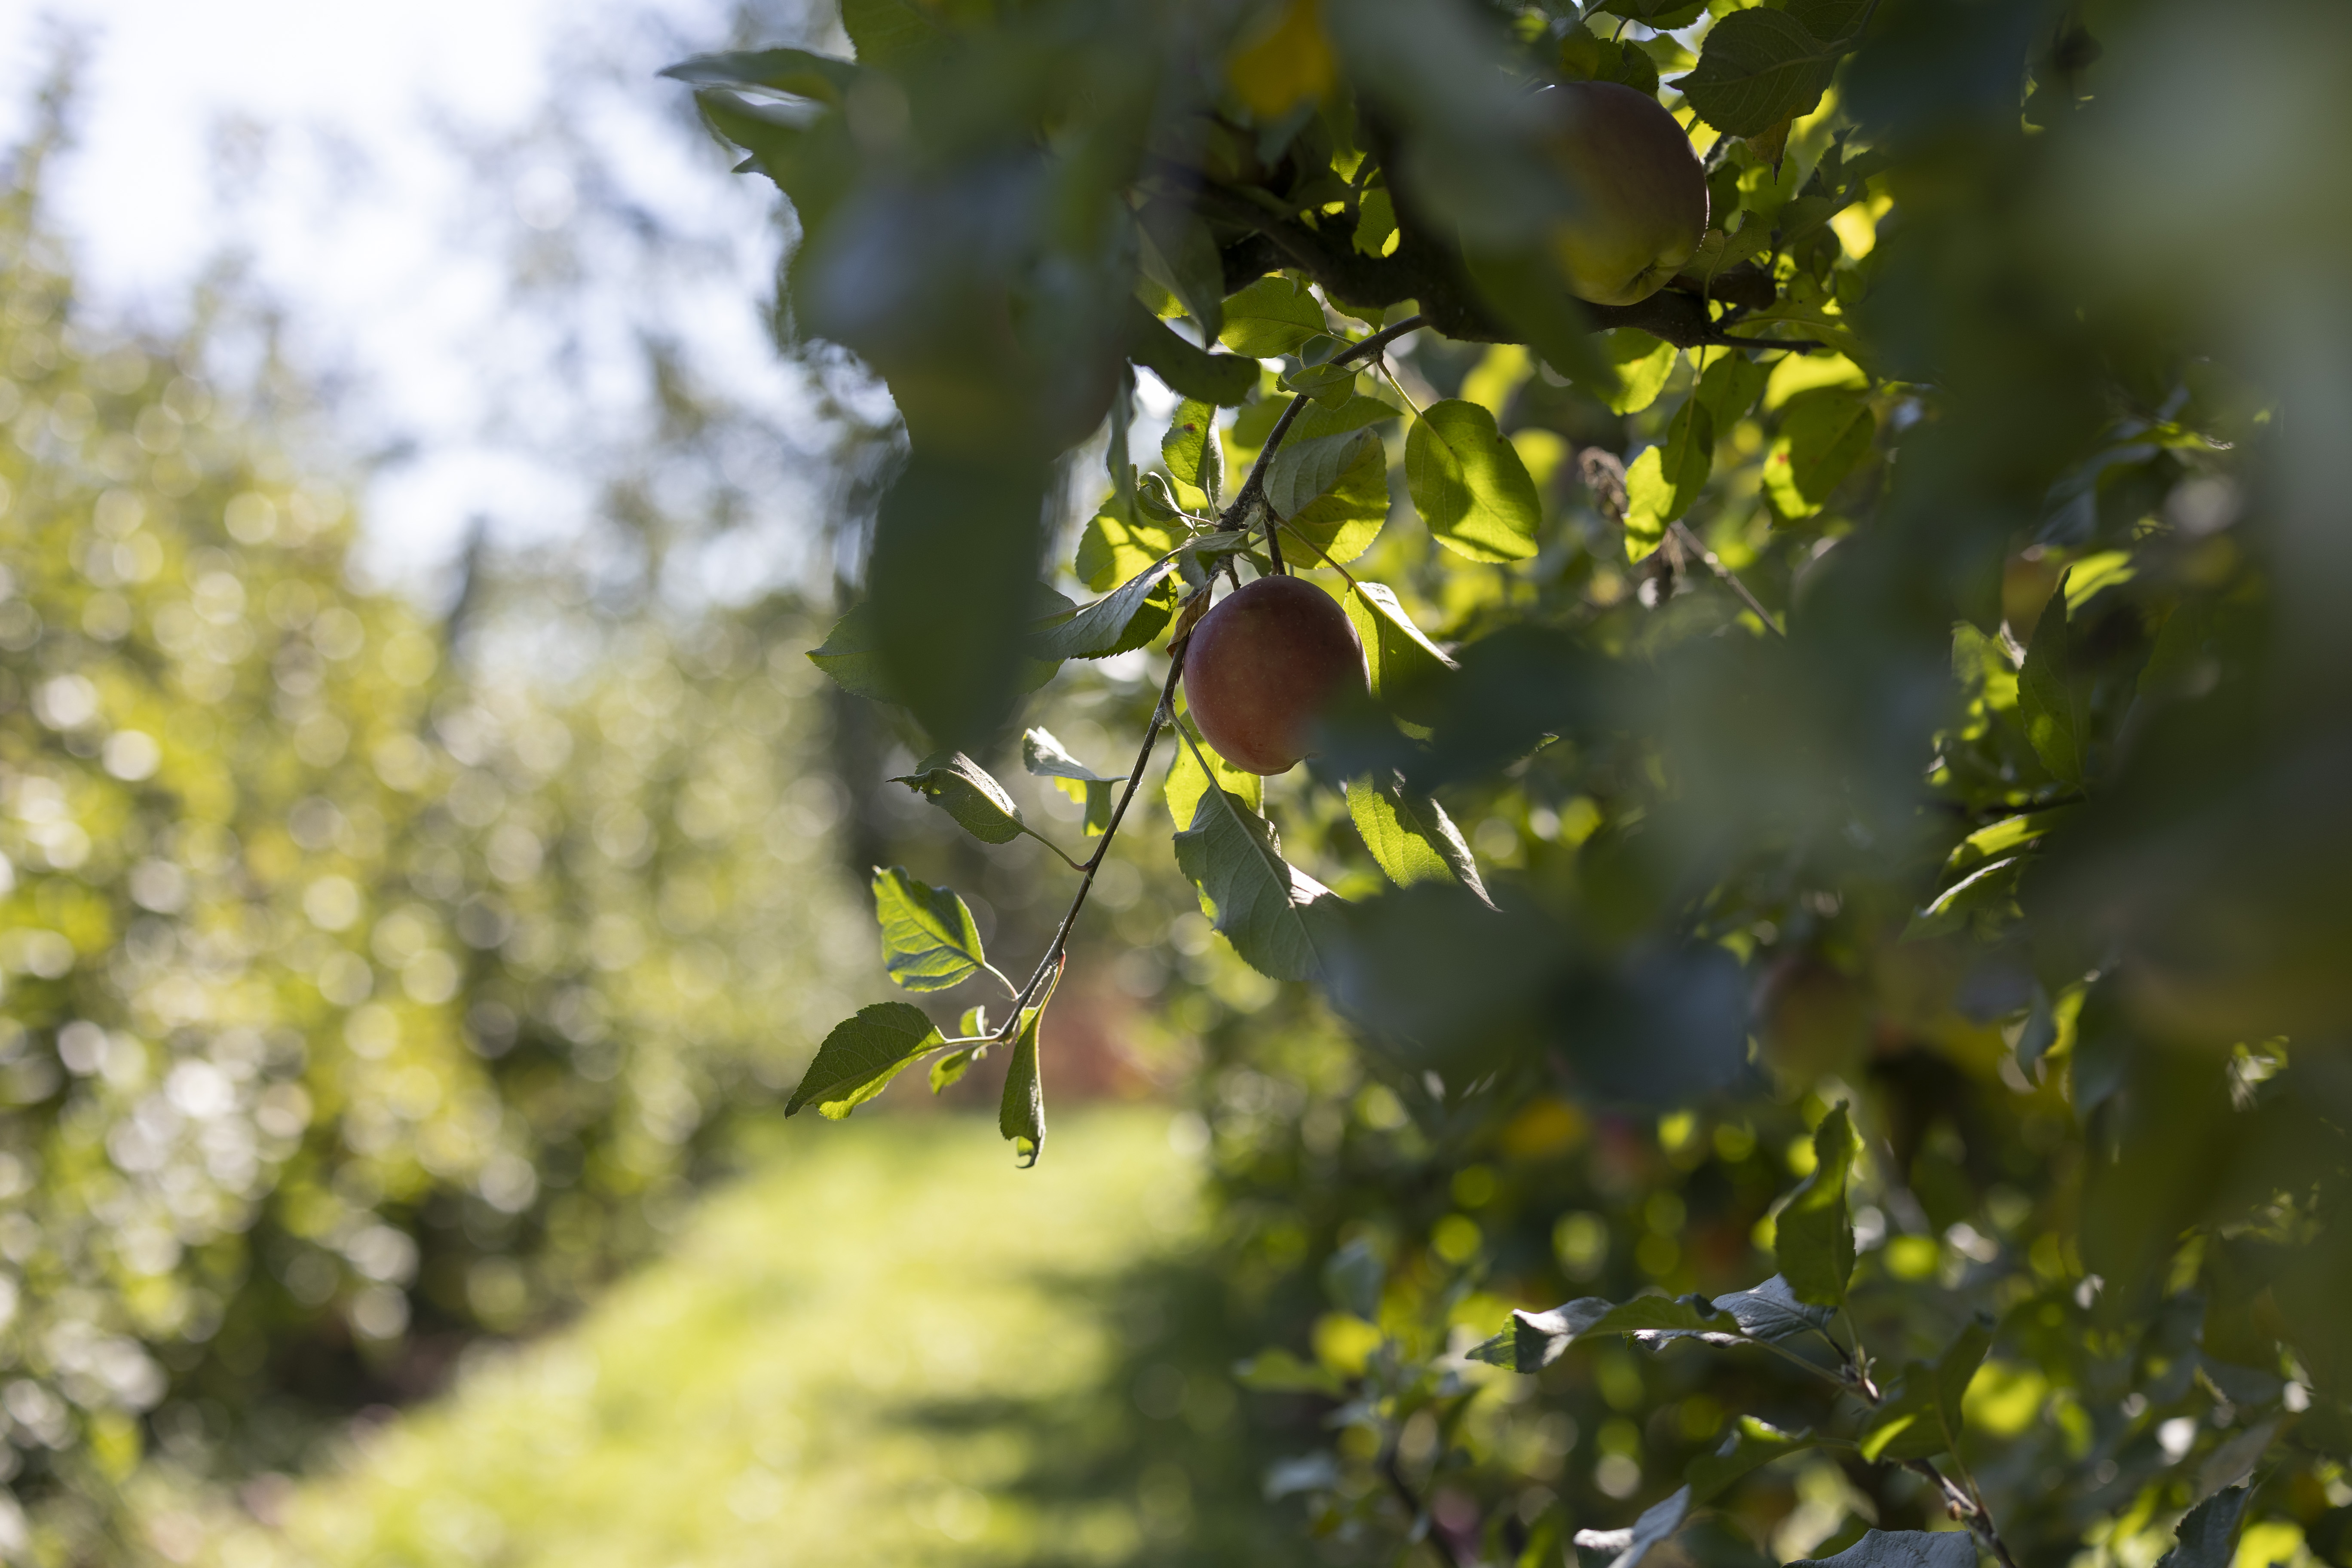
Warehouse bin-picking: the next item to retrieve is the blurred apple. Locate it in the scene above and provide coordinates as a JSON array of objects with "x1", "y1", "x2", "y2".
[{"x1": 1538, "y1": 81, "x2": 1709, "y2": 307}]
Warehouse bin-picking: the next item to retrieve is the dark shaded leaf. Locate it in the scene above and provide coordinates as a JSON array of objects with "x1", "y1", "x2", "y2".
[
  {"x1": 786, "y1": 1003, "x2": 944, "y2": 1119},
  {"x1": 1572, "y1": 1485, "x2": 1691, "y2": 1568},
  {"x1": 1173, "y1": 783, "x2": 1343, "y2": 983},
  {"x1": 1029, "y1": 559, "x2": 1177, "y2": 661},
  {"x1": 1687, "y1": 1417, "x2": 1815, "y2": 1504},
  {"x1": 1324, "y1": 1238, "x2": 1385, "y2": 1319},
  {"x1": 893, "y1": 751, "x2": 1070, "y2": 864},
  {"x1": 1280, "y1": 429, "x2": 1393, "y2": 566},
  {"x1": 839, "y1": 0, "x2": 945, "y2": 64},
  {"x1": 1165, "y1": 716, "x2": 1263, "y2": 827},
  {"x1": 2156, "y1": 1486, "x2": 2248, "y2": 1568},
  {"x1": 1673, "y1": 9, "x2": 1841, "y2": 138},
  {"x1": 659, "y1": 48, "x2": 860, "y2": 103},
  {"x1": 1788, "y1": 1531, "x2": 1978, "y2": 1568},
  {"x1": 1712, "y1": 1275, "x2": 1838, "y2": 1343},
  {"x1": 1136, "y1": 200, "x2": 1225, "y2": 342},
  {"x1": 1127, "y1": 303, "x2": 1258, "y2": 406},
  {"x1": 2019, "y1": 577, "x2": 2086, "y2": 786},
  {"x1": 870, "y1": 867, "x2": 989, "y2": 993},
  {"x1": 1472, "y1": 1293, "x2": 1730, "y2": 1372}
]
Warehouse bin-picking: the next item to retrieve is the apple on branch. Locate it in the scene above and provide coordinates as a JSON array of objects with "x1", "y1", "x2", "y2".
[{"x1": 1538, "y1": 81, "x2": 1710, "y2": 307}]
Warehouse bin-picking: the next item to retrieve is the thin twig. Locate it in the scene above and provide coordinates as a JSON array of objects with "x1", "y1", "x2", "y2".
[
  {"x1": 1669, "y1": 519, "x2": 1784, "y2": 636},
  {"x1": 1219, "y1": 313, "x2": 1430, "y2": 568},
  {"x1": 992, "y1": 648, "x2": 1189, "y2": 1041}
]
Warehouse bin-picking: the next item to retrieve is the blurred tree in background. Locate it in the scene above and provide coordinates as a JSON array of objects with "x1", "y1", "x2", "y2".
[{"x1": 0, "y1": 97, "x2": 882, "y2": 1558}]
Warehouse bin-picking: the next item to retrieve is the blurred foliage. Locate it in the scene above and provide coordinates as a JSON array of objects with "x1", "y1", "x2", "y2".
[
  {"x1": 684, "y1": 0, "x2": 2352, "y2": 1565},
  {"x1": 0, "y1": 110, "x2": 870, "y2": 1559}
]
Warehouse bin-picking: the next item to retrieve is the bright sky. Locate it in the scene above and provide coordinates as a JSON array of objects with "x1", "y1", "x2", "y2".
[{"x1": 0, "y1": 0, "x2": 828, "y2": 596}]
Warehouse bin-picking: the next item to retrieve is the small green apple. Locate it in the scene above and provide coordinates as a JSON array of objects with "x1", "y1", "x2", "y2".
[{"x1": 1539, "y1": 81, "x2": 1710, "y2": 308}]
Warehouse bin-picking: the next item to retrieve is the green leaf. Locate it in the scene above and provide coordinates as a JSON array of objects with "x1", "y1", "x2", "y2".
[
  {"x1": 1293, "y1": 392, "x2": 1405, "y2": 441},
  {"x1": 1470, "y1": 1292, "x2": 1733, "y2": 1372},
  {"x1": 1624, "y1": 397, "x2": 1715, "y2": 560},
  {"x1": 1161, "y1": 398, "x2": 1223, "y2": 507},
  {"x1": 1859, "y1": 1319, "x2": 1991, "y2": 1461},
  {"x1": 1776, "y1": 1102, "x2": 1857, "y2": 1306},
  {"x1": 1353, "y1": 187, "x2": 1397, "y2": 257},
  {"x1": 807, "y1": 604, "x2": 896, "y2": 701},
  {"x1": 1596, "y1": 0, "x2": 1706, "y2": 25},
  {"x1": 1763, "y1": 386, "x2": 1876, "y2": 520},
  {"x1": 839, "y1": 0, "x2": 944, "y2": 63},
  {"x1": 659, "y1": 48, "x2": 860, "y2": 103},
  {"x1": 1278, "y1": 429, "x2": 1393, "y2": 566},
  {"x1": 1232, "y1": 1348, "x2": 1345, "y2": 1397},
  {"x1": 1942, "y1": 806, "x2": 2078, "y2": 881},
  {"x1": 2019, "y1": 578, "x2": 2086, "y2": 786},
  {"x1": 1343, "y1": 581, "x2": 1457, "y2": 727},
  {"x1": 1559, "y1": 23, "x2": 1662, "y2": 98},
  {"x1": 1219, "y1": 276, "x2": 1327, "y2": 358},
  {"x1": 1323, "y1": 1238, "x2": 1384, "y2": 1319},
  {"x1": 1571, "y1": 1485, "x2": 1691, "y2": 1568},
  {"x1": 1672, "y1": 8, "x2": 1841, "y2": 139},
  {"x1": 786, "y1": 1002, "x2": 945, "y2": 1118},
  {"x1": 870, "y1": 867, "x2": 989, "y2": 993},
  {"x1": 1621, "y1": 447, "x2": 1670, "y2": 560},
  {"x1": 1136, "y1": 200, "x2": 1225, "y2": 343},
  {"x1": 1347, "y1": 774, "x2": 1491, "y2": 905},
  {"x1": 1782, "y1": 0, "x2": 1876, "y2": 44},
  {"x1": 1687, "y1": 1417, "x2": 1814, "y2": 1504},
  {"x1": 1952, "y1": 621, "x2": 2021, "y2": 715},
  {"x1": 998, "y1": 996, "x2": 1046, "y2": 1166},
  {"x1": 1600, "y1": 331, "x2": 1679, "y2": 415},
  {"x1": 1709, "y1": 1274, "x2": 1837, "y2": 1343},
  {"x1": 1901, "y1": 853, "x2": 2027, "y2": 943},
  {"x1": 1788, "y1": 1532, "x2": 1979, "y2": 1568},
  {"x1": 1172, "y1": 782, "x2": 1341, "y2": 983},
  {"x1": 1280, "y1": 359, "x2": 1360, "y2": 405},
  {"x1": 1126, "y1": 304, "x2": 1258, "y2": 406},
  {"x1": 1165, "y1": 717, "x2": 1262, "y2": 827},
  {"x1": 1268, "y1": 428, "x2": 1378, "y2": 522},
  {"x1": 1023, "y1": 727, "x2": 1118, "y2": 836},
  {"x1": 930, "y1": 1001, "x2": 992, "y2": 1091},
  {"x1": 1406, "y1": 399, "x2": 1541, "y2": 564},
  {"x1": 1696, "y1": 350, "x2": 1771, "y2": 429},
  {"x1": 2156, "y1": 1485, "x2": 2249, "y2": 1568},
  {"x1": 1075, "y1": 491, "x2": 1189, "y2": 593},
  {"x1": 892, "y1": 752, "x2": 1070, "y2": 864},
  {"x1": 1029, "y1": 560, "x2": 1177, "y2": 661}
]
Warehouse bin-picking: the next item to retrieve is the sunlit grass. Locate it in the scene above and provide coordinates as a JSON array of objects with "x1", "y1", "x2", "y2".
[{"x1": 187, "y1": 1106, "x2": 1296, "y2": 1567}]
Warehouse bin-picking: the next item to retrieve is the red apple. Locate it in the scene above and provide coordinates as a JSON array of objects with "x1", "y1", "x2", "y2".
[{"x1": 1182, "y1": 575, "x2": 1366, "y2": 776}]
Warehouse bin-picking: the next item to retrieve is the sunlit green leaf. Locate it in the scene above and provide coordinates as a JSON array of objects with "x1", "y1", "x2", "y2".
[
  {"x1": 786, "y1": 1003, "x2": 945, "y2": 1119},
  {"x1": 1166, "y1": 716, "x2": 1264, "y2": 828},
  {"x1": 1277, "y1": 430, "x2": 1392, "y2": 566},
  {"x1": 1600, "y1": 330, "x2": 1679, "y2": 415},
  {"x1": 1763, "y1": 386, "x2": 1875, "y2": 518},
  {"x1": 2019, "y1": 581, "x2": 2086, "y2": 786},
  {"x1": 1161, "y1": 397, "x2": 1223, "y2": 507},
  {"x1": 1219, "y1": 276, "x2": 1326, "y2": 358},
  {"x1": 1343, "y1": 581, "x2": 1456, "y2": 727},
  {"x1": 1023, "y1": 727, "x2": 1118, "y2": 835},
  {"x1": 998, "y1": 997, "x2": 1047, "y2": 1167},
  {"x1": 1406, "y1": 398, "x2": 1540, "y2": 563},
  {"x1": 1029, "y1": 560, "x2": 1177, "y2": 661},
  {"x1": 1776, "y1": 1103, "x2": 1857, "y2": 1307},
  {"x1": 870, "y1": 867, "x2": 989, "y2": 993},
  {"x1": 1075, "y1": 491, "x2": 1189, "y2": 592},
  {"x1": 1347, "y1": 774, "x2": 1490, "y2": 905}
]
